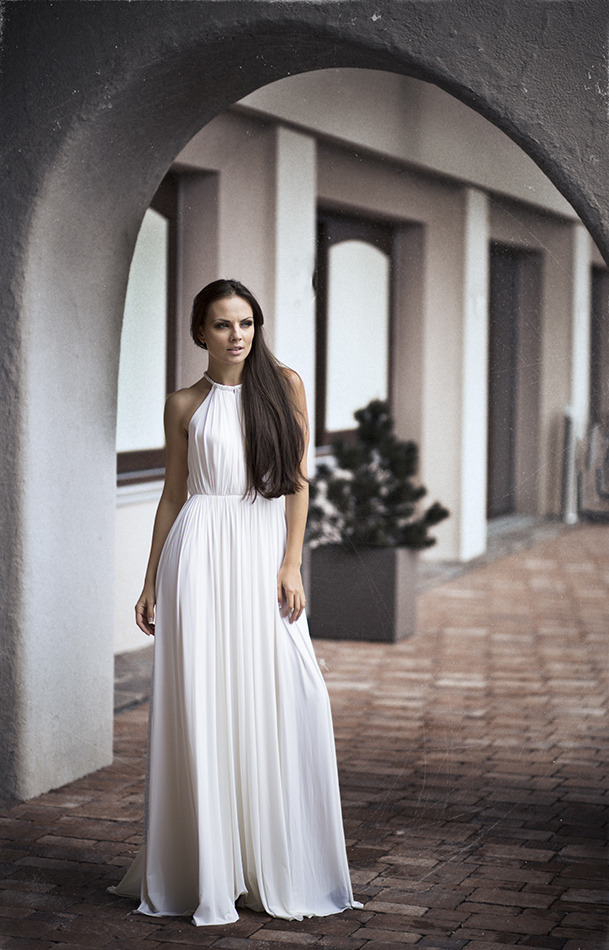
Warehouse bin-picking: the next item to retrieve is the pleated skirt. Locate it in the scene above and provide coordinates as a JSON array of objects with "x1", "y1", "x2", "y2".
[{"x1": 110, "y1": 492, "x2": 360, "y2": 926}]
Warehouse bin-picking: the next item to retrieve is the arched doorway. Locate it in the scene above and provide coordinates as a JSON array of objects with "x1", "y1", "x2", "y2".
[{"x1": 1, "y1": 1, "x2": 607, "y2": 798}]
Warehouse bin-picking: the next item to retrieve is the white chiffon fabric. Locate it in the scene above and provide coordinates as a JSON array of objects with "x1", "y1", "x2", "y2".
[{"x1": 110, "y1": 374, "x2": 361, "y2": 926}]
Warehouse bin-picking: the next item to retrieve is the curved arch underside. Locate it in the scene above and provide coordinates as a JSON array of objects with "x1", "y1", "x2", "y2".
[{"x1": 0, "y1": 0, "x2": 607, "y2": 798}]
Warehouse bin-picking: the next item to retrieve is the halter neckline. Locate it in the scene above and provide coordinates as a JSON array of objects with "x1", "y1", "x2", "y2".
[{"x1": 204, "y1": 371, "x2": 243, "y2": 392}]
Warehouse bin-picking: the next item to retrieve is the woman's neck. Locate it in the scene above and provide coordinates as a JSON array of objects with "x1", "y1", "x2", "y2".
[{"x1": 205, "y1": 359, "x2": 245, "y2": 388}]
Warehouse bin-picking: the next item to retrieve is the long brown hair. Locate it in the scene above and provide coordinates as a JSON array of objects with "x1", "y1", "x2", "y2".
[{"x1": 191, "y1": 279, "x2": 306, "y2": 499}]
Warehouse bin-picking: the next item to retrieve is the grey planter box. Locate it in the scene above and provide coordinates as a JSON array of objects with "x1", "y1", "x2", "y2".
[{"x1": 309, "y1": 545, "x2": 417, "y2": 642}]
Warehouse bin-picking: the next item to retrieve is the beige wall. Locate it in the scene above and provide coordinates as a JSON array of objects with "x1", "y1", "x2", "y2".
[
  {"x1": 316, "y1": 142, "x2": 481, "y2": 559},
  {"x1": 114, "y1": 69, "x2": 602, "y2": 651},
  {"x1": 176, "y1": 117, "x2": 318, "y2": 464},
  {"x1": 114, "y1": 117, "x2": 319, "y2": 653},
  {"x1": 488, "y1": 200, "x2": 586, "y2": 516},
  {"x1": 176, "y1": 171, "x2": 218, "y2": 387},
  {"x1": 176, "y1": 111, "x2": 278, "y2": 358},
  {"x1": 238, "y1": 69, "x2": 576, "y2": 219}
]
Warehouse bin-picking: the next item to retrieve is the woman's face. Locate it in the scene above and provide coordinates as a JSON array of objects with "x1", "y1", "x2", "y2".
[{"x1": 200, "y1": 295, "x2": 255, "y2": 368}]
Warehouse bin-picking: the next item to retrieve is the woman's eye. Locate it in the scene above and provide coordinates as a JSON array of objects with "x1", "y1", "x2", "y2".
[{"x1": 242, "y1": 321, "x2": 253, "y2": 327}]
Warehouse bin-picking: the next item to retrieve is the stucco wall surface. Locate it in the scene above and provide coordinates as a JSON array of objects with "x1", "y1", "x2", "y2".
[
  {"x1": 1, "y1": 0, "x2": 608, "y2": 797},
  {"x1": 239, "y1": 69, "x2": 577, "y2": 219}
]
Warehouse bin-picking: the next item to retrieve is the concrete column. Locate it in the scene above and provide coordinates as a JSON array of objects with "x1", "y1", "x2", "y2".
[
  {"x1": 0, "y1": 198, "x2": 124, "y2": 798},
  {"x1": 419, "y1": 188, "x2": 489, "y2": 562},
  {"x1": 392, "y1": 225, "x2": 426, "y2": 448},
  {"x1": 272, "y1": 126, "x2": 317, "y2": 473},
  {"x1": 458, "y1": 188, "x2": 490, "y2": 559},
  {"x1": 568, "y1": 226, "x2": 592, "y2": 440},
  {"x1": 563, "y1": 224, "x2": 592, "y2": 522},
  {"x1": 536, "y1": 222, "x2": 586, "y2": 518}
]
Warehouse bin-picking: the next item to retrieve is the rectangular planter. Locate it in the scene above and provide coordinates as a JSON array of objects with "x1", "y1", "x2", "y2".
[{"x1": 309, "y1": 545, "x2": 417, "y2": 642}]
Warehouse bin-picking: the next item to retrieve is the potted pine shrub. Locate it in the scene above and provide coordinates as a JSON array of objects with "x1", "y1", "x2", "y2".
[{"x1": 307, "y1": 400, "x2": 449, "y2": 642}]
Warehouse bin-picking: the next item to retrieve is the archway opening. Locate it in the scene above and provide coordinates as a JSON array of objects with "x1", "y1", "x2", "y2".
[
  {"x1": 114, "y1": 66, "x2": 605, "y2": 652},
  {"x1": 5, "y1": 1, "x2": 608, "y2": 799}
]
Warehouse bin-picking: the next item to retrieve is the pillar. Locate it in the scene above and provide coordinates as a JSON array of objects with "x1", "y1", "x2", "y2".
[
  {"x1": 458, "y1": 188, "x2": 490, "y2": 559},
  {"x1": 563, "y1": 224, "x2": 592, "y2": 522},
  {"x1": 418, "y1": 187, "x2": 489, "y2": 562},
  {"x1": 272, "y1": 126, "x2": 318, "y2": 472}
]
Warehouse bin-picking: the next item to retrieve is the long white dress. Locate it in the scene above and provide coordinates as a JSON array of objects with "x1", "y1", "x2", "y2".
[{"x1": 110, "y1": 373, "x2": 361, "y2": 926}]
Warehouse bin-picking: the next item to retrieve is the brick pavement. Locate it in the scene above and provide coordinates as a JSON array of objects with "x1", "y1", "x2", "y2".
[{"x1": 1, "y1": 523, "x2": 608, "y2": 949}]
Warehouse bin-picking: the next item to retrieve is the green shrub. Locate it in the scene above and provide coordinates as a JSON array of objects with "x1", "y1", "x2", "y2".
[{"x1": 308, "y1": 400, "x2": 449, "y2": 549}]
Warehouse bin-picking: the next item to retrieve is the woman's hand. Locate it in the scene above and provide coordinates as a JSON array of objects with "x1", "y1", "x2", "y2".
[
  {"x1": 135, "y1": 586, "x2": 156, "y2": 636},
  {"x1": 277, "y1": 562, "x2": 306, "y2": 624}
]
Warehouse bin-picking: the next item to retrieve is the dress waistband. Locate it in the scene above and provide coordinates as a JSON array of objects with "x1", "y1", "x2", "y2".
[
  {"x1": 189, "y1": 491, "x2": 244, "y2": 498},
  {"x1": 187, "y1": 491, "x2": 284, "y2": 502}
]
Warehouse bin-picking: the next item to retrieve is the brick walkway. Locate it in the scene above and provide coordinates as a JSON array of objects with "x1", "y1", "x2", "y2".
[{"x1": 1, "y1": 523, "x2": 608, "y2": 949}]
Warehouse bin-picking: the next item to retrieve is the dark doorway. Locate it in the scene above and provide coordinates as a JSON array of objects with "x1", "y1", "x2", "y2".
[
  {"x1": 487, "y1": 243, "x2": 542, "y2": 521},
  {"x1": 590, "y1": 266, "x2": 609, "y2": 425},
  {"x1": 487, "y1": 245, "x2": 520, "y2": 519}
]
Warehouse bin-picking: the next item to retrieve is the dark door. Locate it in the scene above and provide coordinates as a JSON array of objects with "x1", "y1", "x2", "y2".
[
  {"x1": 487, "y1": 245, "x2": 520, "y2": 519},
  {"x1": 590, "y1": 267, "x2": 609, "y2": 425}
]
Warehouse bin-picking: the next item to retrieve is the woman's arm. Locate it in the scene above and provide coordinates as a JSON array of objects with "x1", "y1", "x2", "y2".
[
  {"x1": 134, "y1": 392, "x2": 191, "y2": 636},
  {"x1": 277, "y1": 371, "x2": 310, "y2": 624}
]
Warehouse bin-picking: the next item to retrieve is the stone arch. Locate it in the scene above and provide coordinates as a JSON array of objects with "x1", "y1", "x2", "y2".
[{"x1": 1, "y1": 0, "x2": 607, "y2": 798}]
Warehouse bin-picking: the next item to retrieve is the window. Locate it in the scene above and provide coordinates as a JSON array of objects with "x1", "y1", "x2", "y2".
[
  {"x1": 116, "y1": 176, "x2": 177, "y2": 482},
  {"x1": 315, "y1": 211, "x2": 393, "y2": 446}
]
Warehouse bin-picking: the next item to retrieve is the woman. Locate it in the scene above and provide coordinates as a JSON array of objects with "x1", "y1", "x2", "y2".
[{"x1": 110, "y1": 279, "x2": 361, "y2": 926}]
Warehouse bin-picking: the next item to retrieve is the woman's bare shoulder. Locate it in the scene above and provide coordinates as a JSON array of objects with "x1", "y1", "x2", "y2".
[
  {"x1": 281, "y1": 366, "x2": 305, "y2": 394},
  {"x1": 165, "y1": 378, "x2": 212, "y2": 428},
  {"x1": 280, "y1": 367, "x2": 308, "y2": 421}
]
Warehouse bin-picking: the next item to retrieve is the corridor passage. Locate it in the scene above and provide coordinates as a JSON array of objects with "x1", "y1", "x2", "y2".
[{"x1": 0, "y1": 524, "x2": 607, "y2": 948}]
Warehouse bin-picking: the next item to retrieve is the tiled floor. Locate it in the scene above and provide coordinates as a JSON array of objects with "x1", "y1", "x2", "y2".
[{"x1": 1, "y1": 523, "x2": 608, "y2": 949}]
